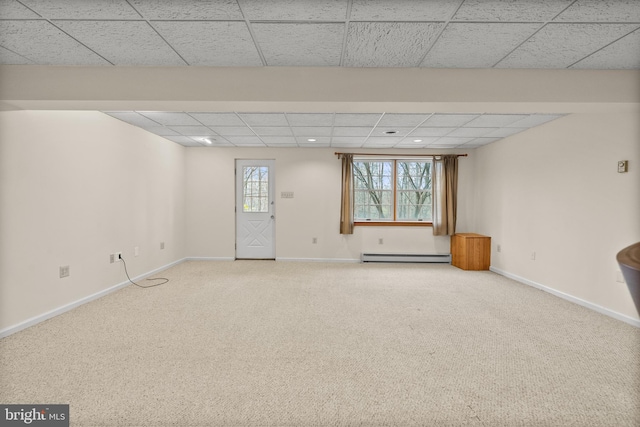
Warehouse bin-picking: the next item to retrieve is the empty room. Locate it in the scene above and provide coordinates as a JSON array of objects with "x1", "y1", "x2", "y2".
[{"x1": 1, "y1": 0, "x2": 639, "y2": 426}]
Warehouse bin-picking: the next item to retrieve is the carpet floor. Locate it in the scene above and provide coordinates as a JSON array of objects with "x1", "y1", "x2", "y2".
[{"x1": 1, "y1": 261, "x2": 639, "y2": 426}]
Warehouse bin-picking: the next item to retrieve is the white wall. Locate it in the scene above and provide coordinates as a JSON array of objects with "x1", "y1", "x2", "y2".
[
  {"x1": 0, "y1": 111, "x2": 186, "y2": 333},
  {"x1": 474, "y1": 112, "x2": 640, "y2": 322},
  {"x1": 185, "y1": 147, "x2": 474, "y2": 261}
]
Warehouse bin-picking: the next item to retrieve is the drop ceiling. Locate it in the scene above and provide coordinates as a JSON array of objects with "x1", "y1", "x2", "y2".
[
  {"x1": 104, "y1": 111, "x2": 564, "y2": 148},
  {"x1": 1, "y1": 0, "x2": 638, "y2": 148}
]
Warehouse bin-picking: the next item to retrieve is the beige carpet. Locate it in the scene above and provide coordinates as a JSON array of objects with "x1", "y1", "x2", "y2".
[{"x1": 1, "y1": 261, "x2": 639, "y2": 426}]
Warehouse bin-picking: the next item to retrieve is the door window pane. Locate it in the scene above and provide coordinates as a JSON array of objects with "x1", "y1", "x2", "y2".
[{"x1": 243, "y1": 166, "x2": 269, "y2": 212}]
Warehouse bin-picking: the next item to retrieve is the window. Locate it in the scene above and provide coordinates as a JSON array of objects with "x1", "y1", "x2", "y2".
[
  {"x1": 242, "y1": 166, "x2": 269, "y2": 212},
  {"x1": 353, "y1": 159, "x2": 432, "y2": 224}
]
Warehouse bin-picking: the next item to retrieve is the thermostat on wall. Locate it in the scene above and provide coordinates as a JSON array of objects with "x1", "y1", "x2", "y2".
[{"x1": 281, "y1": 191, "x2": 294, "y2": 198}]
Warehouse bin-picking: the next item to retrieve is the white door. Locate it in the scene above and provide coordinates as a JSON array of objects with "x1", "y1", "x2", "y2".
[{"x1": 235, "y1": 159, "x2": 276, "y2": 259}]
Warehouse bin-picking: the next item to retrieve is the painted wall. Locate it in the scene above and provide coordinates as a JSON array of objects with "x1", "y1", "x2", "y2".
[
  {"x1": 473, "y1": 112, "x2": 640, "y2": 322},
  {"x1": 185, "y1": 147, "x2": 475, "y2": 261},
  {"x1": 0, "y1": 111, "x2": 186, "y2": 332}
]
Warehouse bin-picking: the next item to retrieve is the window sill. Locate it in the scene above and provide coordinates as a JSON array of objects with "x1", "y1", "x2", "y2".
[{"x1": 354, "y1": 221, "x2": 433, "y2": 227}]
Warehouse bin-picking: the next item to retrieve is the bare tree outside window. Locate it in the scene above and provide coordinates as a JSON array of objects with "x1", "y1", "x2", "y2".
[{"x1": 353, "y1": 160, "x2": 432, "y2": 222}]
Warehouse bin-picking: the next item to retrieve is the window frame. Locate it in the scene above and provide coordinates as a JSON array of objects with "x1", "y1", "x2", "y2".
[{"x1": 352, "y1": 157, "x2": 433, "y2": 227}]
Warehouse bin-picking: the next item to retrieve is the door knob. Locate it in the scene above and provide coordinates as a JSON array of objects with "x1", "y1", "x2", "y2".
[{"x1": 271, "y1": 215, "x2": 275, "y2": 219}]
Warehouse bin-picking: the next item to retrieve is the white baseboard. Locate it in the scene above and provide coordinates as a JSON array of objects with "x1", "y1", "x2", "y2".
[
  {"x1": 0, "y1": 258, "x2": 186, "y2": 339},
  {"x1": 185, "y1": 257, "x2": 235, "y2": 261},
  {"x1": 490, "y1": 266, "x2": 640, "y2": 328},
  {"x1": 276, "y1": 257, "x2": 361, "y2": 263}
]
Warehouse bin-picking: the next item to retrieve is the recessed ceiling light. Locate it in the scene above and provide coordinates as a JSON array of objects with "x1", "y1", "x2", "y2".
[
  {"x1": 413, "y1": 139, "x2": 423, "y2": 143},
  {"x1": 307, "y1": 138, "x2": 317, "y2": 142},
  {"x1": 202, "y1": 137, "x2": 213, "y2": 144}
]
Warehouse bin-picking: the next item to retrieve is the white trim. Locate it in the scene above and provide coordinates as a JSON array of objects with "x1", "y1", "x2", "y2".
[
  {"x1": 490, "y1": 266, "x2": 640, "y2": 328},
  {"x1": 276, "y1": 257, "x2": 361, "y2": 263},
  {"x1": 185, "y1": 257, "x2": 235, "y2": 262},
  {"x1": 0, "y1": 258, "x2": 186, "y2": 339}
]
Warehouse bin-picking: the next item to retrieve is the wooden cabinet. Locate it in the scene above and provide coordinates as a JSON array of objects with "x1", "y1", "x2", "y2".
[{"x1": 451, "y1": 233, "x2": 491, "y2": 271}]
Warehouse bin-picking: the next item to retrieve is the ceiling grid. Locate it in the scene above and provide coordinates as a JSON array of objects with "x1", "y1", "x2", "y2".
[{"x1": 1, "y1": 0, "x2": 638, "y2": 148}]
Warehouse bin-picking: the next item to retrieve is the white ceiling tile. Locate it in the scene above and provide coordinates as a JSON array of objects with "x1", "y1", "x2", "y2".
[
  {"x1": 129, "y1": 0, "x2": 243, "y2": 20},
  {"x1": 169, "y1": 125, "x2": 213, "y2": 136},
  {"x1": 286, "y1": 113, "x2": 334, "y2": 127},
  {"x1": 0, "y1": 46, "x2": 32, "y2": 64},
  {"x1": 344, "y1": 22, "x2": 444, "y2": 67},
  {"x1": 1, "y1": 0, "x2": 41, "y2": 18},
  {"x1": 483, "y1": 128, "x2": 527, "y2": 138},
  {"x1": 447, "y1": 127, "x2": 498, "y2": 138},
  {"x1": 393, "y1": 142, "x2": 428, "y2": 148},
  {"x1": 453, "y1": 0, "x2": 573, "y2": 21},
  {"x1": 422, "y1": 114, "x2": 478, "y2": 127},
  {"x1": 350, "y1": 0, "x2": 462, "y2": 21},
  {"x1": 240, "y1": 0, "x2": 348, "y2": 21},
  {"x1": 153, "y1": 21, "x2": 262, "y2": 66},
  {"x1": 465, "y1": 114, "x2": 528, "y2": 127},
  {"x1": 297, "y1": 137, "x2": 331, "y2": 146},
  {"x1": 144, "y1": 127, "x2": 180, "y2": 136},
  {"x1": 20, "y1": 0, "x2": 140, "y2": 19},
  {"x1": 0, "y1": 20, "x2": 108, "y2": 65},
  {"x1": 239, "y1": 113, "x2": 289, "y2": 126},
  {"x1": 332, "y1": 127, "x2": 373, "y2": 137},
  {"x1": 468, "y1": 137, "x2": 502, "y2": 146},
  {"x1": 436, "y1": 137, "x2": 475, "y2": 145},
  {"x1": 292, "y1": 127, "x2": 333, "y2": 137},
  {"x1": 365, "y1": 136, "x2": 404, "y2": 144},
  {"x1": 497, "y1": 23, "x2": 640, "y2": 68},
  {"x1": 572, "y1": 28, "x2": 640, "y2": 69},
  {"x1": 377, "y1": 113, "x2": 430, "y2": 127},
  {"x1": 426, "y1": 144, "x2": 464, "y2": 149},
  {"x1": 506, "y1": 114, "x2": 564, "y2": 127},
  {"x1": 261, "y1": 137, "x2": 298, "y2": 146},
  {"x1": 104, "y1": 112, "x2": 161, "y2": 127},
  {"x1": 189, "y1": 113, "x2": 244, "y2": 126},
  {"x1": 252, "y1": 127, "x2": 294, "y2": 136},
  {"x1": 401, "y1": 136, "x2": 441, "y2": 144},
  {"x1": 409, "y1": 127, "x2": 455, "y2": 137},
  {"x1": 422, "y1": 23, "x2": 541, "y2": 68},
  {"x1": 331, "y1": 136, "x2": 367, "y2": 145},
  {"x1": 212, "y1": 127, "x2": 256, "y2": 136},
  {"x1": 54, "y1": 21, "x2": 185, "y2": 66},
  {"x1": 138, "y1": 112, "x2": 200, "y2": 126},
  {"x1": 252, "y1": 23, "x2": 343, "y2": 66},
  {"x1": 164, "y1": 136, "x2": 201, "y2": 145},
  {"x1": 226, "y1": 136, "x2": 265, "y2": 146},
  {"x1": 334, "y1": 113, "x2": 382, "y2": 127},
  {"x1": 555, "y1": 0, "x2": 640, "y2": 22},
  {"x1": 371, "y1": 127, "x2": 414, "y2": 137}
]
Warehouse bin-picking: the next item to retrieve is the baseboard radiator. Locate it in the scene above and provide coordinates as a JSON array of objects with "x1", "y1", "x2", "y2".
[{"x1": 361, "y1": 253, "x2": 452, "y2": 264}]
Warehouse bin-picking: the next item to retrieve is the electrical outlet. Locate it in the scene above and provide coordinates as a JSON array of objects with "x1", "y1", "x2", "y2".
[
  {"x1": 378, "y1": 238, "x2": 384, "y2": 245},
  {"x1": 497, "y1": 244, "x2": 501, "y2": 253},
  {"x1": 59, "y1": 266, "x2": 69, "y2": 278},
  {"x1": 160, "y1": 242, "x2": 165, "y2": 250},
  {"x1": 312, "y1": 237, "x2": 317, "y2": 244},
  {"x1": 115, "y1": 252, "x2": 122, "y2": 261},
  {"x1": 531, "y1": 251, "x2": 536, "y2": 260},
  {"x1": 110, "y1": 254, "x2": 114, "y2": 264},
  {"x1": 134, "y1": 246, "x2": 139, "y2": 257}
]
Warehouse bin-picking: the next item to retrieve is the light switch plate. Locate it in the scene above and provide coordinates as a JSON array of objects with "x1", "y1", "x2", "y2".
[{"x1": 618, "y1": 160, "x2": 628, "y2": 173}]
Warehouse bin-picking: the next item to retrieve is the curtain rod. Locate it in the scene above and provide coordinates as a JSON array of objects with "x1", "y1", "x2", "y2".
[{"x1": 334, "y1": 152, "x2": 467, "y2": 158}]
